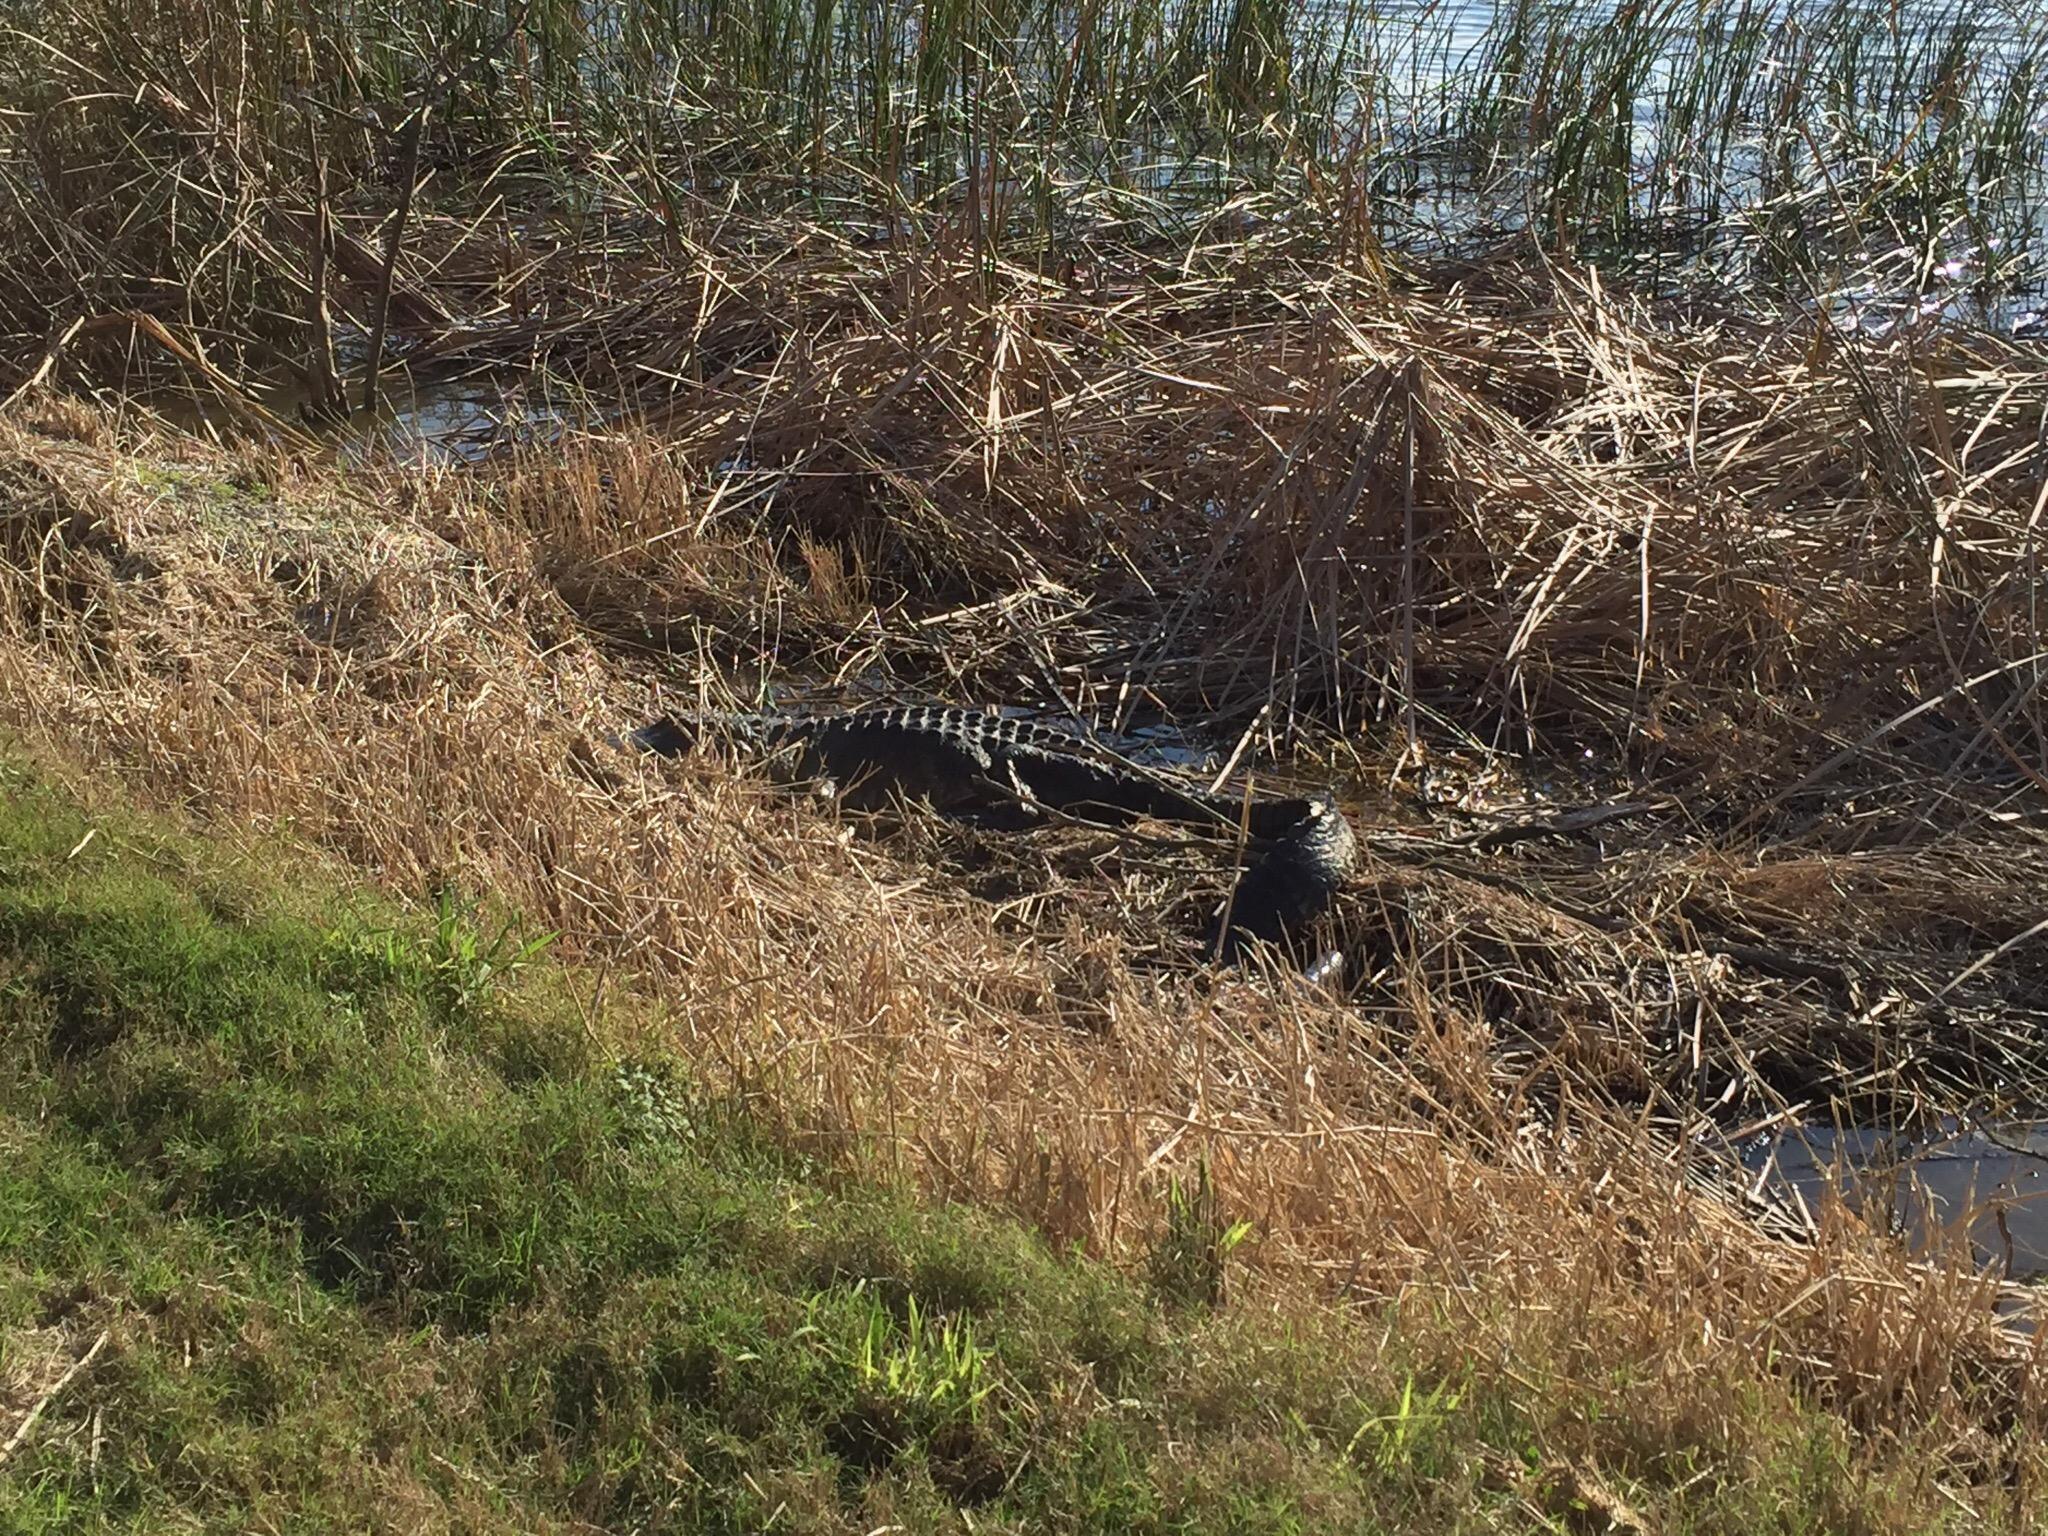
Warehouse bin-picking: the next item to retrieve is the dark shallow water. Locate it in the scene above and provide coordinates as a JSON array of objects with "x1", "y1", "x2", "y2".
[{"x1": 1739, "y1": 1118, "x2": 2048, "y2": 1280}]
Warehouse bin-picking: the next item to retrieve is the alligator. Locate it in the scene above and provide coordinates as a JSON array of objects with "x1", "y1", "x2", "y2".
[{"x1": 623, "y1": 704, "x2": 1357, "y2": 962}]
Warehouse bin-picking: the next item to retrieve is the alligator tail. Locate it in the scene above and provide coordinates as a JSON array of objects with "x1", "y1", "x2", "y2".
[{"x1": 628, "y1": 716, "x2": 699, "y2": 757}]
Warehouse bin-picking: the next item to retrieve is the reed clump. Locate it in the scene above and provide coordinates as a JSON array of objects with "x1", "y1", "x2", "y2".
[{"x1": 3, "y1": 0, "x2": 2045, "y2": 386}]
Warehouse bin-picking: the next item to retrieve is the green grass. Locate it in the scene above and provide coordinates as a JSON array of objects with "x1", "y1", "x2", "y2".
[{"x1": 0, "y1": 744, "x2": 1969, "y2": 1533}]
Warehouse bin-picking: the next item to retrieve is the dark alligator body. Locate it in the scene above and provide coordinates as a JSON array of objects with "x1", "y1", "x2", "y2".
[{"x1": 625, "y1": 704, "x2": 1357, "y2": 962}]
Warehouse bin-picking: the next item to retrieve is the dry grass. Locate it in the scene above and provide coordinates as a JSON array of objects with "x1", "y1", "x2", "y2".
[
  {"x1": 380, "y1": 216, "x2": 2048, "y2": 756},
  {"x1": 3, "y1": 228, "x2": 2048, "y2": 1504}
]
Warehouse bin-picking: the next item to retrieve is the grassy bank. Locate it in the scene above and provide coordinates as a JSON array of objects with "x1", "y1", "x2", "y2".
[
  {"x1": 0, "y1": 742, "x2": 1979, "y2": 1533},
  {"x1": 0, "y1": 386, "x2": 2044, "y2": 1523}
]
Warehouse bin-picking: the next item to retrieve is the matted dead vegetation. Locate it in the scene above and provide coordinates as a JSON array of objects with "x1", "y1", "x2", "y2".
[{"x1": 3, "y1": 229, "x2": 2048, "y2": 1497}]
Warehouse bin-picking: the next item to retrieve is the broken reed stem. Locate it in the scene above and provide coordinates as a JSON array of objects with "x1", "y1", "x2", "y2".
[
  {"x1": 303, "y1": 107, "x2": 341, "y2": 421},
  {"x1": 0, "y1": 1330, "x2": 110, "y2": 1467},
  {"x1": 1399, "y1": 357, "x2": 1419, "y2": 770},
  {"x1": 362, "y1": 105, "x2": 427, "y2": 415}
]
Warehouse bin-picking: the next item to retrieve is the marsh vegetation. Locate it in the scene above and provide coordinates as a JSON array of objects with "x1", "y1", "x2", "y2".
[{"x1": 3, "y1": 0, "x2": 2048, "y2": 1527}]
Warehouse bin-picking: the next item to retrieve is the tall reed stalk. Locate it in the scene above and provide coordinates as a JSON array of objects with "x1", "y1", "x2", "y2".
[{"x1": 0, "y1": 0, "x2": 2043, "y2": 375}]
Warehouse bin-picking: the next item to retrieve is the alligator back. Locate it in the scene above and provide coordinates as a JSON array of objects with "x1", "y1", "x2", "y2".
[{"x1": 634, "y1": 705, "x2": 1020, "y2": 810}]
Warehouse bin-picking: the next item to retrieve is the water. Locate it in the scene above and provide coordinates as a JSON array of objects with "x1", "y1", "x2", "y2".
[
  {"x1": 138, "y1": 374, "x2": 572, "y2": 466},
  {"x1": 1740, "y1": 1118, "x2": 2048, "y2": 1280},
  {"x1": 562, "y1": 0, "x2": 2048, "y2": 303}
]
